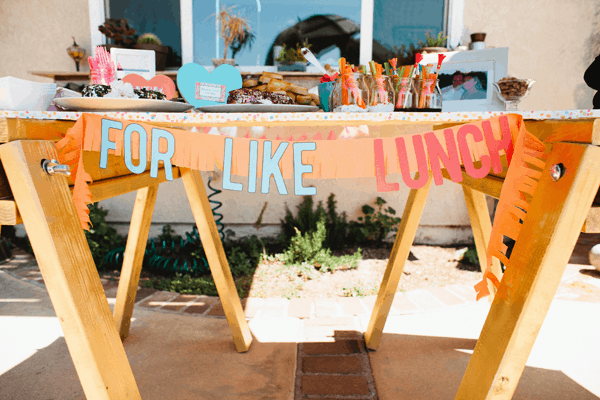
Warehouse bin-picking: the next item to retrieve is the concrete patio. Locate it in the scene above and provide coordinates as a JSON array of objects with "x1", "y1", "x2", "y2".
[{"x1": 1, "y1": 235, "x2": 600, "y2": 400}]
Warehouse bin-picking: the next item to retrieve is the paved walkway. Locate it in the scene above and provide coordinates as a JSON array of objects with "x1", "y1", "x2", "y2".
[{"x1": 2, "y1": 235, "x2": 600, "y2": 399}]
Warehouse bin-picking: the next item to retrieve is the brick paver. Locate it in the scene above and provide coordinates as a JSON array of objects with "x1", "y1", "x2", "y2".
[
  {"x1": 243, "y1": 297, "x2": 263, "y2": 318},
  {"x1": 259, "y1": 298, "x2": 288, "y2": 318},
  {"x1": 288, "y1": 298, "x2": 312, "y2": 319},
  {"x1": 338, "y1": 297, "x2": 368, "y2": 316},
  {"x1": 302, "y1": 375, "x2": 370, "y2": 396},
  {"x1": 425, "y1": 287, "x2": 465, "y2": 306},
  {"x1": 139, "y1": 291, "x2": 178, "y2": 308},
  {"x1": 207, "y1": 301, "x2": 225, "y2": 316},
  {"x1": 391, "y1": 292, "x2": 420, "y2": 313},
  {"x1": 303, "y1": 340, "x2": 361, "y2": 355},
  {"x1": 302, "y1": 355, "x2": 363, "y2": 374},
  {"x1": 182, "y1": 296, "x2": 217, "y2": 315},
  {"x1": 314, "y1": 299, "x2": 339, "y2": 318},
  {"x1": 406, "y1": 289, "x2": 445, "y2": 311},
  {"x1": 445, "y1": 283, "x2": 478, "y2": 302}
]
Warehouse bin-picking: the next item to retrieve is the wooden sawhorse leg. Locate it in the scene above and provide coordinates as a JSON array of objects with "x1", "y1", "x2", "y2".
[
  {"x1": 365, "y1": 174, "x2": 433, "y2": 350},
  {"x1": 1, "y1": 140, "x2": 141, "y2": 399},
  {"x1": 181, "y1": 168, "x2": 253, "y2": 353},
  {"x1": 114, "y1": 184, "x2": 159, "y2": 340},
  {"x1": 462, "y1": 187, "x2": 503, "y2": 299},
  {"x1": 455, "y1": 142, "x2": 600, "y2": 399}
]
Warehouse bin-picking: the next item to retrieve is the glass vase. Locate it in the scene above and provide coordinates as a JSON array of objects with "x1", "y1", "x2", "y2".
[
  {"x1": 395, "y1": 77, "x2": 413, "y2": 111},
  {"x1": 330, "y1": 73, "x2": 369, "y2": 112},
  {"x1": 412, "y1": 78, "x2": 442, "y2": 112},
  {"x1": 367, "y1": 75, "x2": 395, "y2": 112}
]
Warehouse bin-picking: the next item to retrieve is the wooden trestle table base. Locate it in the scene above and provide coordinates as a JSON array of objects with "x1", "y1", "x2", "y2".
[{"x1": 1, "y1": 110, "x2": 599, "y2": 399}]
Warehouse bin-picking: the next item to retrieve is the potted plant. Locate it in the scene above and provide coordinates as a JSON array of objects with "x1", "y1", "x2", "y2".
[
  {"x1": 275, "y1": 42, "x2": 310, "y2": 71},
  {"x1": 212, "y1": 6, "x2": 255, "y2": 67},
  {"x1": 418, "y1": 30, "x2": 448, "y2": 54},
  {"x1": 136, "y1": 33, "x2": 169, "y2": 71},
  {"x1": 98, "y1": 18, "x2": 137, "y2": 52}
]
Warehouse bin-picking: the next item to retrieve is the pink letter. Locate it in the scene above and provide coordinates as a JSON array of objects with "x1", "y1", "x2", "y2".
[
  {"x1": 457, "y1": 124, "x2": 491, "y2": 179},
  {"x1": 424, "y1": 129, "x2": 463, "y2": 185},
  {"x1": 396, "y1": 136, "x2": 430, "y2": 189},
  {"x1": 482, "y1": 116, "x2": 514, "y2": 173},
  {"x1": 374, "y1": 139, "x2": 399, "y2": 192}
]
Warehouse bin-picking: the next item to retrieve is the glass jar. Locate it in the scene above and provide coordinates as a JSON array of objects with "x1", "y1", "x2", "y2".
[
  {"x1": 411, "y1": 78, "x2": 442, "y2": 112},
  {"x1": 394, "y1": 77, "x2": 413, "y2": 111},
  {"x1": 367, "y1": 75, "x2": 395, "y2": 112},
  {"x1": 329, "y1": 73, "x2": 369, "y2": 112}
]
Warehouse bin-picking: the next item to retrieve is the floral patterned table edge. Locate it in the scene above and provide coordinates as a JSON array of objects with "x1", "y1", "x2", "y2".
[{"x1": 1, "y1": 109, "x2": 599, "y2": 124}]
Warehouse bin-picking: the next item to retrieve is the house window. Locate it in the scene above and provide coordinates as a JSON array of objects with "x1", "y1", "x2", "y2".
[
  {"x1": 88, "y1": 0, "x2": 463, "y2": 68},
  {"x1": 373, "y1": 0, "x2": 447, "y2": 56},
  {"x1": 192, "y1": 0, "x2": 362, "y2": 67}
]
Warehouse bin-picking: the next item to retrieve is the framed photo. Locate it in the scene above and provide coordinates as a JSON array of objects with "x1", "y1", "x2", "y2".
[
  {"x1": 110, "y1": 48, "x2": 156, "y2": 80},
  {"x1": 421, "y1": 48, "x2": 508, "y2": 112},
  {"x1": 437, "y1": 60, "x2": 495, "y2": 111}
]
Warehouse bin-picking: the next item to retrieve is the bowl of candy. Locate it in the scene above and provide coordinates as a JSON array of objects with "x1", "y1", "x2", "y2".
[{"x1": 493, "y1": 77, "x2": 536, "y2": 111}]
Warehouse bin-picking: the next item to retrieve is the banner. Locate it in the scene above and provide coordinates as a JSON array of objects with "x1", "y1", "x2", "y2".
[{"x1": 55, "y1": 113, "x2": 547, "y2": 300}]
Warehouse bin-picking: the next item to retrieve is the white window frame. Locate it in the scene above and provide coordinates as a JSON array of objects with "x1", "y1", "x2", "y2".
[{"x1": 89, "y1": 0, "x2": 463, "y2": 67}]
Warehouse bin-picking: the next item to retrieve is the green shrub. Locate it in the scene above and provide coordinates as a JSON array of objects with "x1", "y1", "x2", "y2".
[
  {"x1": 143, "y1": 273, "x2": 219, "y2": 296},
  {"x1": 461, "y1": 248, "x2": 480, "y2": 268},
  {"x1": 348, "y1": 197, "x2": 401, "y2": 246},
  {"x1": 282, "y1": 217, "x2": 361, "y2": 272}
]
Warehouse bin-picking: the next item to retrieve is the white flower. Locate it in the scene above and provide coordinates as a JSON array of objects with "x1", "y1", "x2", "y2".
[{"x1": 106, "y1": 80, "x2": 137, "y2": 99}]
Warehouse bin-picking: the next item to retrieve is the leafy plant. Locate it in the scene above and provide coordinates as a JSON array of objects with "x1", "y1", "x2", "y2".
[
  {"x1": 348, "y1": 197, "x2": 401, "y2": 246},
  {"x1": 392, "y1": 42, "x2": 421, "y2": 66},
  {"x1": 85, "y1": 203, "x2": 125, "y2": 270},
  {"x1": 275, "y1": 42, "x2": 310, "y2": 64},
  {"x1": 98, "y1": 18, "x2": 137, "y2": 47},
  {"x1": 282, "y1": 217, "x2": 361, "y2": 272},
  {"x1": 418, "y1": 30, "x2": 447, "y2": 48},
  {"x1": 280, "y1": 196, "x2": 326, "y2": 244},
  {"x1": 460, "y1": 247, "x2": 481, "y2": 270},
  {"x1": 230, "y1": 27, "x2": 256, "y2": 60}
]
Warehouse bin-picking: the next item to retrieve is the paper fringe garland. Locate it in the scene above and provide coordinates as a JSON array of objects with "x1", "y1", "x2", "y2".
[
  {"x1": 56, "y1": 113, "x2": 524, "y2": 231},
  {"x1": 474, "y1": 117, "x2": 548, "y2": 300}
]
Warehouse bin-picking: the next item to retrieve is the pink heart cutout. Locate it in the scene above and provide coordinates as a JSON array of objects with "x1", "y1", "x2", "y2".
[{"x1": 122, "y1": 74, "x2": 177, "y2": 99}]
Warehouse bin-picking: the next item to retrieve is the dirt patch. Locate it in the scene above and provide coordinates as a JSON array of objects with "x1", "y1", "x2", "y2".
[{"x1": 247, "y1": 245, "x2": 482, "y2": 299}]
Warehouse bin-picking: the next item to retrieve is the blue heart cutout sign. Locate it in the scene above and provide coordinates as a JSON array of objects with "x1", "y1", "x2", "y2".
[{"x1": 177, "y1": 63, "x2": 242, "y2": 108}]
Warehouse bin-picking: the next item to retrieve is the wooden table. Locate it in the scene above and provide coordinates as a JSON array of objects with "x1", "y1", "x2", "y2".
[{"x1": 1, "y1": 109, "x2": 599, "y2": 399}]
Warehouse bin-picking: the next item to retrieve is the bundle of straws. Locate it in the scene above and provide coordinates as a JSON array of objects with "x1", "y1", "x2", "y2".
[
  {"x1": 88, "y1": 46, "x2": 116, "y2": 85},
  {"x1": 390, "y1": 53, "x2": 446, "y2": 109},
  {"x1": 338, "y1": 57, "x2": 366, "y2": 109}
]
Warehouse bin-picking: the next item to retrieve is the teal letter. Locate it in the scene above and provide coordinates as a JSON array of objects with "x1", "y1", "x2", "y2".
[
  {"x1": 293, "y1": 142, "x2": 317, "y2": 195},
  {"x1": 100, "y1": 119, "x2": 121, "y2": 169},
  {"x1": 261, "y1": 141, "x2": 288, "y2": 194},
  {"x1": 223, "y1": 137, "x2": 243, "y2": 191},
  {"x1": 124, "y1": 124, "x2": 147, "y2": 174},
  {"x1": 248, "y1": 140, "x2": 258, "y2": 193},
  {"x1": 150, "y1": 128, "x2": 175, "y2": 181}
]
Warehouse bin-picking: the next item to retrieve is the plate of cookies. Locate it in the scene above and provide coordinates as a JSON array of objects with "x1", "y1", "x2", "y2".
[{"x1": 195, "y1": 72, "x2": 320, "y2": 113}]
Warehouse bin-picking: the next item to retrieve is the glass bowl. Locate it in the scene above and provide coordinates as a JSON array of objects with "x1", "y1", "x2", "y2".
[{"x1": 493, "y1": 78, "x2": 536, "y2": 111}]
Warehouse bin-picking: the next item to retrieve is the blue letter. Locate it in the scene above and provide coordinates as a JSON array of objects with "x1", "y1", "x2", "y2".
[
  {"x1": 150, "y1": 128, "x2": 175, "y2": 180},
  {"x1": 248, "y1": 140, "x2": 258, "y2": 193},
  {"x1": 293, "y1": 142, "x2": 317, "y2": 195},
  {"x1": 100, "y1": 119, "x2": 121, "y2": 168},
  {"x1": 261, "y1": 141, "x2": 288, "y2": 194},
  {"x1": 124, "y1": 124, "x2": 147, "y2": 174},
  {"x1": 222, "y1": 138, "x2": 243, "y2": 191}
]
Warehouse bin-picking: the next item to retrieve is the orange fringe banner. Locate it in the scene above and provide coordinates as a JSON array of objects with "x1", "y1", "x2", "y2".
[
  {"x1": 475, "y1": 116, "x2": 548, "y2": 300},
  {"x1": 56, "y1": 113, "x2": 525, "y2": 236}
]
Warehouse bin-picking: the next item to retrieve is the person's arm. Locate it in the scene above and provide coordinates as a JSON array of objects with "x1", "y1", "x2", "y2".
[{"x1": 584, "y1": 55, "x2": 600, "y2": 90}]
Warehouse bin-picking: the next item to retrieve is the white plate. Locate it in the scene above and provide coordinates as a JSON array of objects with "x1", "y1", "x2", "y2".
[
  {"x1": 53, "y1": 97, "x2": 193, "y2": 112},
  {"x1": 195, "y1": 103, "x2": 320, "y2": 113}
]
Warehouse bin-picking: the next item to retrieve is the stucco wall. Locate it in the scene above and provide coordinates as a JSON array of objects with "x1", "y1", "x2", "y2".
[
  {"x1": 463, "y1": 0, "x2": 599, "y2": 110},
  {"x1": 0, "y1": 0, "x2": 91, "y2": 82}
]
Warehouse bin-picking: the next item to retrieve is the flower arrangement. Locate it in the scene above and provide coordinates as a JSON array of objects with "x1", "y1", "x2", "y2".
[{"x1": 213, "y1": 5, "x2": 255, "y2": 61}]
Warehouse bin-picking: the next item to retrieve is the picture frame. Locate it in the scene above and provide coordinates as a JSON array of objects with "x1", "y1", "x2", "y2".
[
  {"x1": 421, "y1": 48, "x2": 508, "y2": 112},
  {"x1": 436, "y1": 60, "x2": 495, "y2": 112},
  {"x1": 110, "y1": 48, "x2": 156, "y2": 80}
]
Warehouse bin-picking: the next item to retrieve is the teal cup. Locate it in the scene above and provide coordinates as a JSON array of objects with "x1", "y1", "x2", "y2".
[{"x1": 318, "y1": 81, "x2": 334, "y2": 112}]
